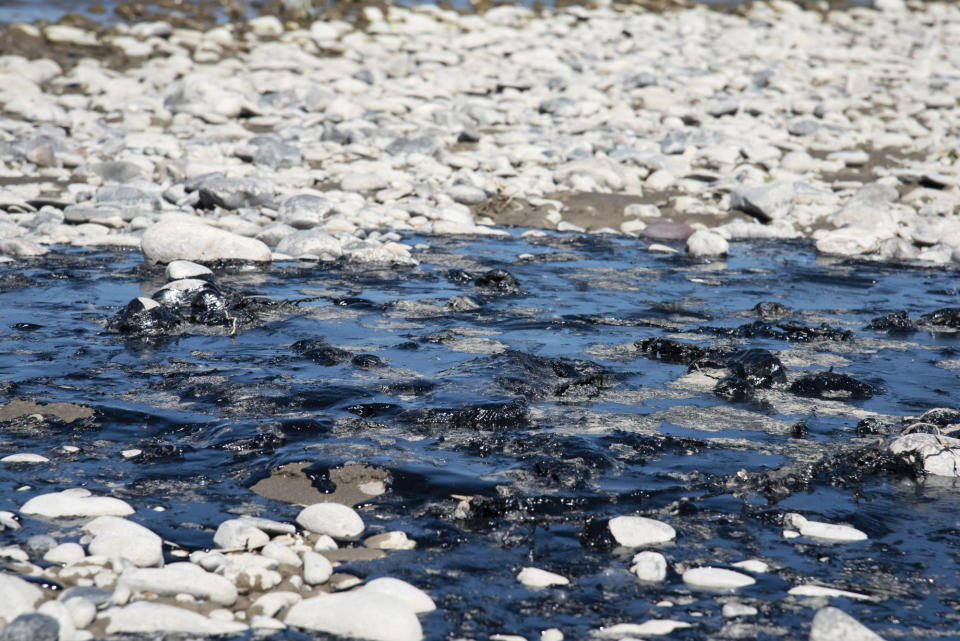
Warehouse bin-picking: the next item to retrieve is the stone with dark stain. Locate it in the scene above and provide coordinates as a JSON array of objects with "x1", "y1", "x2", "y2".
[
  {"x1": 474, "y1": 268, "x2": 520, "y2": 293},
  {"x1": 108, "y1": 297, "x2": 180, "y2": 335},
  {"x1": 404, "y1": 398, "x2": 527, "y2": 434},
  {"x1": 867, "y1": 310, "x2": 916, "y2": 333},
  {"x1": 714, "y1": 375, "x2": 755, "y2": 402},
  {"x1": 789, "y1": 371, "x2": 876, "y2": 400},
  {"x1": 727, "y1": 348, "x2": 786, "y2": 388},
  {"x1": 920, "y1": 307, "x2": 960, "y2": 328}
]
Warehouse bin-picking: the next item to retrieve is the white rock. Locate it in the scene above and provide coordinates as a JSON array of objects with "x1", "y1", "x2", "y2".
[
  {"x1": 37, "y1": 599, "x2": 77, "y2": 640},
  {"x1": 165, "y1": 260, "x2": 213, "y2": 281},
  {"x1": 541, "y1": 629, "x2": 564, "y2": 641},
  {"x1": 359, "y1": 578, "x2": 436, "y2": 614},
  {"x1": 686, "y1": 229, "x2": 729, "y2": 257},
  {"x1": 274, "y1": 230, "x2": 343, "y2": 260},
  {"x1": 103, "y1": 602, "x2": 248, "y2": 635},
  {"x1": 0, "y1": 573, "x2": 44, "y2": 622},
  {"x1": 117, "y1": 563, "x2": 238, "y2": 605},
  {"x1": 285, "y1": 591, "x2": 423, "y2": 641},
  {"x1": 1, "y1": 453, "x2": 50, "y2": 463},
  {"x1": 261, "y1": 541, "x2": 301, "y2": 567},
  {"x1": 21, "y1": 489, "x2": 134, "y2": 518},
  {"x1": 314, "y1": 534, "x2": 338, "y2": 551},
  {"x1": 888, "y1": 433, "x2": 960, "y2": 477},
  {"x1": 722, "y1": 602, "x2": 758, "y2": 617},
  {"x1": 62, "y1": 596, "x2": 97, "y2": 629},
  {"x1": 252, "y1": 591, "x2": 301, "y2": 618},
  {"x1": 682, "y1": 567, "x2": 755, "y2": 590},
  {"x1": 517, "y1": 567, "x2": 570, "y2": 589},
  {"x1": 83, "y1": 515, "x2": 164, "y2": 567},
  {"x1": 785, "y1": 514, "x2": 868, "y2": 542},
  {"x1": 297, "y1": 503, "x2": 365, "y2": 540},
  {"x1": 302, "y1": 551, "x2": 333, "y2": 585},
  {"x1": 593, "y1": 620, "x2": 692, "y2": 638},
  {"x1": 141, "y1": 220, "x2": 271, "y2": 264},
  {"x1": 608, "y1": 516, "x2": 676, "y2": 547},
  {"x1": 364, "y1": 531, "x2": 416, "y2": 550},
  {"x1": 731, "y1": 559, "x2": 769, "y2": 574},
  {"x1": 788, "y1": 584, "x2": 873, "y2": 601},
  {"x1": 630, "y1": 551, "x2": 667, "y2": 582},
  {"x1": 44, "y1": 542, "x2": 86, "y2": 565},
  {"x1": 213, "y1": 519, "x2": 270, "y2": 550},
  {"x1": 809, "y1": 606, "x2": 885, "y2": 641}
]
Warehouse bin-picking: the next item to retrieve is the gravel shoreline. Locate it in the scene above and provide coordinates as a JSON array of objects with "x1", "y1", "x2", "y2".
[
  {"x1": 0, "y1": 0, "x2": 958, "y2": 266},
  {"x1": 1, "y1": 1, "x2": 959, "y2": 639}
]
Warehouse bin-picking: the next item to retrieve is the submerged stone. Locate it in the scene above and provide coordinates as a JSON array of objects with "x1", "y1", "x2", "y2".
[
  {"x1": 919, "y1": 307, "x2": 960, "y2": 328},
  {"x1": 714, "y1": 376, "x2": 754, "y2": 402},
  {"x1": 474, "y1": 268, "x2": 520, "y2": 293},
  {"x1": 789, "y1": 372, "x2": 876, "y2": 400}
]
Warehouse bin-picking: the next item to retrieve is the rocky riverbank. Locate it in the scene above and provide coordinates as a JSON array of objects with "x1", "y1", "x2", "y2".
[{"x1": 0, "y1": 0, "x2": 959, "y2": 265}]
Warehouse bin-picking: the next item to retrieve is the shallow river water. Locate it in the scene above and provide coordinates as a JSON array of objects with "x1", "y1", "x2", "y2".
[{"x1": 1, "y1": 232, "x2": 959, "y2": 639}]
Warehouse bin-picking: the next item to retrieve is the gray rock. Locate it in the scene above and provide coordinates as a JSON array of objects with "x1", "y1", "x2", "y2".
[
  {"x1": 285, "y1": 591, "x2": 423, "y2": 641},
  {"x1": 809, "y1": 606, "x2": 885, "y2": 641},
  {"x1": 83, "y1": 515, "x2": 164, "y2": 567},
  {"x1": 103, "y1": 602, "x2": 248, "y2": 635},
  {"x1": 0, "y1": 613, "x2": 59, "y2": 641},
  {"x1": 730, "y1": 181, "x2": 796, "y2": 223},
  {"x1": 296, "y1": 502, "x2": 364, "y2": 539},
  {"x1": 251, "y1": 136, "x2": 302, "y2": 169},
  {"x1": 89, "y1": 161, "x2": 144, "y2": 182},
  {"x1": 213, "y1": 518, "x2": 270, "y2": 550},
  {"x1": 274, "y1": 229, "x2": 343, "y2": 260},
  {"x1": 141, "y1": 220, "x2": 272, "y2": 264},
  {"x1": 788, "y1": 118, "x2": 820, "y2": 135},
  {"x1": 386, "y1": 135, "x2": 441, "y2": 157},
  {"x1": 0, "y1": 575, "x2": 43, "y2": 625},
  {"x1": 660, "y1": 130, "x2": 687, "y2": 155},
  {"x1": 25, "y1": 534, "x2": 57, "y2": 559},
  {"x1": 117, "y1": 563, "x2": 238, "y2": 605},
  {"x1": 196, "y1": 177, "x2": 274, "y2": 210},
  {"x1": 58, "y1": 585, "x2": 112, "y2": 608},
  {"x1": 277, "y1": 195, "x2": 337, "y2": 229},
  {"x1": 20, "y1": 488, "x2": 134, "y2": 518},
  {"x1": 686, "y1": 230, "x2": 729, "y2": 257}
]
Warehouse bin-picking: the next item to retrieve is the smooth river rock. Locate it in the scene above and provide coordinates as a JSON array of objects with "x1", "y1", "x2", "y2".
[
  {"x1": 517, "y1": 567, "x2": 570, "y2": 589},
  {"x1": 103, "y1": 602, "x2": 248, "y2": 635},
  {"x1": 20, "y1": 489, "x2": 134, "y2": 518},
  {"x1": 82, "y1": 515, "x2": 163, "y2": 567},
  {"x1": 296, "y1": 503, "x2": 365, "y2": 540},
  {"x1": 285, "y1": 591, "x2": 423, "y2": 641},
  {"x1": 785, "y1": 514, "x2": 868, "y2": 542},
  {"x1": 116, "y1": 563, "x2": 238, "y2": 606},
  {"x1": 607, "y1": 515, "x2": 676, "y2": 547},
  {"x1": 809, "y1": 606, "x2": 886, "y2": 641},
  {"x1": 141, "y1": 220, "x2": 272, "y2": 264},
  {"x1": 682, "y1": 567, "x2": 756, "y2": 590},
  {"x1": 0, "y1": 574, "x2": 43, "y2": 623}
]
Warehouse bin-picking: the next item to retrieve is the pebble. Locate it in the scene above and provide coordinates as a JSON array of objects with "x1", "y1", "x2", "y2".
[
  {"x1": 141, "y1": 220, "x2": 272, "y2": 264},
  {"x1": 593, "y1": 620, "x2": 692, "y2": 638},
  {"x1": 788, "y1": 585, "x2": 873, "y2": 601},
  {"x1": 607, "y1": 515, "x2": 676, "y2": 547},
  {"x1": 364, "y1": 531, "x2": 416, "y2": 550},
  {"x1": 785, "y1": 514, "x2": 868, "y2": 543},
  {"x1": 116, "y1": 563, "x2": 239, "y2": 605},
  {"x1": 682, "y1": 567, "x2": 756, "y2": 590},
  {"x1": 296, "y1": 502, "x2": 365, "y2": 540},
  {"x1": 302, "y1": 551, "x2": 333, "y2": 585},
  {"x1": 629, "y1": 551, "x2": 667, "y2": 582},
  {"x1": 686, "y1": 229, "x2": 729, "y2": 257},
  {"x1": 359, "y1": 578, "x2": 437, "y2": 614},
  {"x1": 43, "y1": 542, "x2": 86, "y2": 565},
  {"x1": 0, "y1": 613, "x2": 60, "y2": 641},
  {"x1": 285, "y1": 591, "x2": 423, "y2": 641},
  {"x1": 20, "y1": 489, "x2": 134, "y2": 518},
  {"x1": 213, "y1": 518, "x2": 270, "y2": 550},
  {"x1": 809, "y1": 606, "x2": 885, "y2": 641},
  {"x1": 82, "y1": 515, "x2": 164, "y2": 567},
  {"x1": 722, "y1": 602, "x2": 758, "y2": 618},
  {"x1": 0, "y1": 574, "x2": 43, "y2": 623},
  {"x1": 103, "y1": 602, "x2": 248, "y2": 635},
  {"x1": 517, "y1": 567, "x2": 571, "y2": 589},
  {"x1": 1, "y1": 453, "x2": 50, "y2": 463}
]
